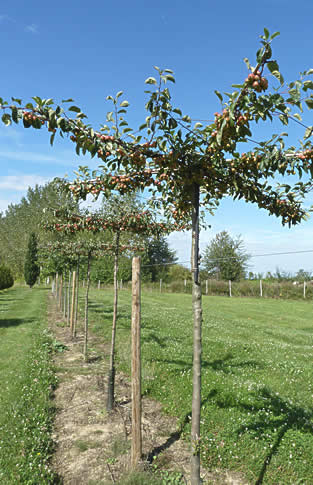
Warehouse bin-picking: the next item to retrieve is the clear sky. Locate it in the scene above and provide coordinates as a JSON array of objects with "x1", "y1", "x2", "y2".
[{"x1": 1, "y1": 0, "x2": 313, "y2": 275}]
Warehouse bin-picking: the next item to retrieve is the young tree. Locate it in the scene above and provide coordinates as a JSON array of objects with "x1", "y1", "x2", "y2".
[
  {"x1": 202, "y1": 231, "x2": 250, "y2": 281},
  {"x1": 24, "y1": 232, "x2": 40, "y2": 288},
  {"x1": 2, "y1": 29, "x2": 313, "y2": 484}
]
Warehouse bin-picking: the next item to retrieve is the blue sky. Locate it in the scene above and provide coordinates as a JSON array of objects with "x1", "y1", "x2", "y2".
[{"x1": 1, "y1": 0, "x2": 313, "y2": 275}]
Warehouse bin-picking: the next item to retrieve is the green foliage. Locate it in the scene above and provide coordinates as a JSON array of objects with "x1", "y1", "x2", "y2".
[
  {"x1": 24, "y1": 232, "x2": 40, "y2": 288},
  {"x1": 0, "y1": 180, "x2": 78, "y2": 277},
  {"x1": 0, "y1": 263, "x2": 14, "y2": 290},
  {"x1": 91, "y1": 254, "x2": 132, "y2": 284},
  {"x1": 202, "y1": 231, "x2": 250, "y2": 281},
  {"x1": 142, "y1": 236, "x2": 177, "y2": 282}
]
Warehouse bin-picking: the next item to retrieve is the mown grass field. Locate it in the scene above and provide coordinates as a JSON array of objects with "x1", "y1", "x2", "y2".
[
  {"x1": 86, "y1": 288, "x2": 313, "y2": 484},
  {"x1": 0, "y1": 286, "x2": 58, "y2": 484}
]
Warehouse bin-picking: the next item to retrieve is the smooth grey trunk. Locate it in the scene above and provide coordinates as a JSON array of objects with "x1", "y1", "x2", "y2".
[
  {"x1": 131, "y1": 256, "x2": 142, "y2": 467},
  {"x1": 70, "y1": 270, "x2": 76, "y2": 335},
  {"x1": 190, "y1": 183, "x2": 203, "y2": 485},
  {"x1": 63, "y1": 271, "x2": 67, "y2": 319},
  {"x1": 107, "y1": 231, "x2": 120, "y2": 411},
  {"x1": 74, "y1": 258, "x2": 80, "y2": 338},
  {"x1": 67, "y1": 271, "x2": 71, "y2": 326},
  {"x1": 83, "y1": 253, "x2": 91, "y2": 362}
]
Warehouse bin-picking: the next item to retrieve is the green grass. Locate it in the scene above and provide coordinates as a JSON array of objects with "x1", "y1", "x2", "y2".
[
  {"x1": 85, "y1": 288, "x2": 313, "y2": 484},
  {"x1": 0, "y1": 286, "x2": 58, "y2": 484}
]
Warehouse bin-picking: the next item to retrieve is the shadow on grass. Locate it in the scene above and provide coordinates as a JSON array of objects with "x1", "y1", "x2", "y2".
[
  {"x1": 146, "y1": 352, "x2": 263, "y2": 375},
  {"x1": 0, "y1": 317, "x2": 36, "y2": 329},
  {"x1": 146, "y1": 389, "x2": 218, "y2": 463},
  {"x1": 212, "y1": 386, "x2": 313, "y2": 485}
]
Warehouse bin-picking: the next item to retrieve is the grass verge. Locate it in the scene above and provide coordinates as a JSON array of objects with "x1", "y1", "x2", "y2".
[{"x1": 0, "y1": 286, "x2": 58, "y2": 484}]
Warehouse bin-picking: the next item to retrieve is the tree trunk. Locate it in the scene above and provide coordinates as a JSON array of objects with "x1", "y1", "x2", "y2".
[
  {"x1": 107, "y1": 231, "x2": 120, "y2": 411},
  {"x1": 67, "y1": 271, "x2": 71, "y2": 326},
  {"x1": 70, "y1": 270, "x2": 76, "y2": 335},
  {"x1": 83, "y1": 252, "x2": 91, "y2": 362},
  {"x1": 74, "y1": 258, "x2": 80, "y2": 338},
  {"x1": 131, "y1": 256, "x2": 142, "y2": 467},
  {"x1": 190, "y1": 183, "x2": 203, "y2": 485}
]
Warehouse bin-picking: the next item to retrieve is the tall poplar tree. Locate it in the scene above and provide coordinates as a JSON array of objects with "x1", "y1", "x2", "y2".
[{"x1": 24, "y1": 232, "x2": 40, "y2": 288}]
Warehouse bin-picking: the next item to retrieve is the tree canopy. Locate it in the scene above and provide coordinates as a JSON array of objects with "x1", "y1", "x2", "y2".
[{"x1": 202, "y1": 231, "x2": 250, "y2": 281}]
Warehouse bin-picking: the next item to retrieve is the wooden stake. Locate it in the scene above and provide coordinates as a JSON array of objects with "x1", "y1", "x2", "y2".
[
  {"x1": 229, "y1": 280, "x2": 232, "y2": 298},
  {"x1": 131, "y1": 256, "x2": 142, "y2": 468},
  {"x1": 304, "y1": 281, "x2": 306, "y2": 299},
  {"x1": 260, "y1": 279, "x2": 263, "y2": 297}
]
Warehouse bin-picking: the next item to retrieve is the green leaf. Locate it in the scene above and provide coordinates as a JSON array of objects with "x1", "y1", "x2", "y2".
[
  {"x1": 194, "y1": 122, "x2": 203, "y2": 129},
  {"x1": 293, "y1": 113, "x2": 302, "y2": 121},
  {"x1": 106, "y1": 111, "x2": 114, "y2": 122},
  {"x1": 231, "y1": 84, "x2": 244, "y2": 89},
  {"x1": 168, "y1": 118, "x2": 177, "y2": 129},
  {"x1": 165, "y1": 75, "x2": 175, "y2": 83},
  {"x1": 122, "y1": 127, "x2": 133, "y2": 134},
  {"x1": 139, "y1": 123, "x2": 147, "y2": 130},
  {"x1": 263, "y1": 27, "x2": 269, "y2": 39},
  {"x1": 270, "y1": 31, "x2": 280, "y2": 40},
  {"x1": 271, "y1": 70, "x2": 284, "y2": 85},
  {"x1": 116, "y1": 91, "x2": 123, "y2": 99},
  {"x1": 279, "y1": 113, "x2": 287, "y2": 126},
  {"x1": 303, "y1": 80, "x2": 313, "y2": 91},
  {"x1": 2, "y1": 113, "x2": 11, "y2": 126},
  {"x1": 69, "y1": 106, "x2": 81, "y2": 113},
  {"x1": 182, "y1": 115, "x2": 191, "y2": 123},
  {"x1": 305, "y1": 99, "x2": 313, "y2": 109},
  {"x1": 11, "y1": 98, "x2": 22, "y2": 105},
  {"x1": 243, "y1": 58, "x2": 251, "y2": 70},
  {"x1": 267, "y1": 61, "x2": 279, "y2": 73},
  {"x1": 173, "y1": 108, "x2": 182, "y2": 116},
  {"x1": 145, "y1": 77, "x2": 157, "y2": 85},
  {"x1": 11, "y1": 106, "x2": 18, "y2": 123},
  {"x1": 62, "y1": 98, "x2": 74, "y2": 103},
  {"x1": 50, "y1": 132, "x2": 56, "y2": 146},
  {"x1": 25, "y1": 103, "x2": 34, "y2": 110},
  {"x1": 214, "y1": 90, "x2": 223, "y2": 102},
  {"x1": 304, "y1": 126, "x2": 313, "y2": 139},
  {"x1": 120, "y1": 100, "x2": 129, "y2": 107}
]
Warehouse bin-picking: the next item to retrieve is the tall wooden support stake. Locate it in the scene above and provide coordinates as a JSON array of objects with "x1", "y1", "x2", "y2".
[
  {"x1": 260, "y1": 279, "x2": 263, "y2": 297},
  {"x1": 206, "y1": 279, "x2": 208, "y2": 295},
  {"x1": 131, "y1": 256, "x2": 142, "y2": 468},
  {"x1": 229, "y1": 280, "x2": 232, "y2": 298},
  {"x1": 190, "y1": 183, "x2": 202, "y2": 485},
  {"x1": 304, "y1": 281, "x2": 306, "y2": 299},
  {"x1": 70, "y1": 270, "x2": 77, "y2": 335}
]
